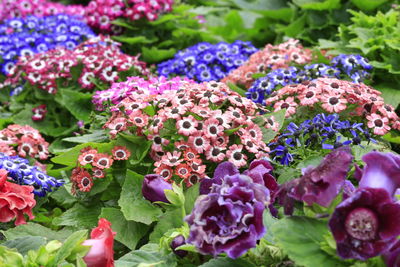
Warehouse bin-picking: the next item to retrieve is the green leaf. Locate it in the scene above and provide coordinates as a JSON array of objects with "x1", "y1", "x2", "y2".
[
  {"x1": 383, "y1": 131, "x2": 400, "y2": 144},
  {"x1": 56, "y1": 89, "x2": 93, "y2": 122},
  {"x1": 99, "y1": 208, "x2": 149, "y2": 250},
  {"x1": 49, "y1": 186, "x2": 77, "y2": 208},
  {"x1": 2, "y1": 222, "x2": 74, "y2": 242},
  {"x1": 141, "y1": 47, "x2": 176, "y2": 64},
  {"x1": 296, "y1": 154, "x2": 324, "y2": 169},
  {"x1": 374, "y1": 83, "x2": 400, "y2": 109},
  {"x1": 3, "y1": 236, "x2": 46, "y2": 255},
  {"x1": 0, "y1": 246, "x2": 24, "y2": 266},
  {"x1": 62, "y1": 131, "x2": 108, "y2": 144},
  {"x1": 351, "y1": 0, "x2": 389, "y2": 11},
  {"x1": 293, "y1": 0, "x2": 341, "y2": 10},
  {"x1": 227, "y1": 82, "x2": 247, "y2": 97},
  {"x1": 54, "y1": 230, "x2": 88, "y2": 265},
  {"x1": 118, "y1": 170, "x2": 163, "y2": 225},
  {"x1": 149, "y1": 208, "x2": 184, "y2": 243},
  {"x1": 52, "y1": 204, "x2": 101, "y2": 228},
  {"x1": 184, "y1": 183, "x2": 199, "y2": 215},
  {"x1": 271, "y1": 216, "x2": 347, "y2": 267},
  {"x1": 112, "y1": 36, "x2": 157, "y2": 45},
  {"x1": 115, "y1": 250, "x2": 177, "y2": 267},
  {"x1": 200, "y1": 258, "x2": 256, "y2": 267}
]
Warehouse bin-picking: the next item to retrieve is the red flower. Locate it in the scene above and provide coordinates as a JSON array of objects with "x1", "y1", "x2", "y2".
[
  {"x1": 83, "y1": 218, "x2": 116, "y2": 267},
  {"x1": 0, "y1": 169, "x2": 36, "y2": 226}
]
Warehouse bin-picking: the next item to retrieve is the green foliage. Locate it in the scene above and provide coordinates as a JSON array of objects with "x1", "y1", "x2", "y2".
[
  {"x1": 115, "y1": 250, "x2": 177, "y2": 267},
  {"x1": 199, "y1": 257, "x2": 256, "y2": 267},
  {"x1": 52, "y1": 203, "x2": 101, "y2": 228}
]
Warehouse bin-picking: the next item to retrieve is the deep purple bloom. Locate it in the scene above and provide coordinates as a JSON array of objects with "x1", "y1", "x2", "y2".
[
  {"x1": 384, "y1": 240, "x2": 400, "y2": 267},
  {"x1": 186, "y1": 174, "x2": 269, "y2": 259},
  {"x1": 275, "y1": 147, "x2": 353, "y2": 214},
  {"x1": 170, "y1": 235, "x2": 188, "y2": 258},
  {"x1": 199, "y1": 161, "x2": 239, "y2": 195},
  {"x1": 358, "y1": 151, "x2": 400, "y2": 197},
  {"x1": 329, "y1": 188, "x2": 400, "y2": 260},
  {"x1": 142, "y1": 174, "x2": 173, "y2": 203}
]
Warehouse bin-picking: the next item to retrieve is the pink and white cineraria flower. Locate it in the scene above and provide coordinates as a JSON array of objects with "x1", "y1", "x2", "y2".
[
  {"x1": 102, "y1": 79, "x2": 274, "y2": 186},
  {"x1": 265, "y1": 78, "x2": 399, "y2": 135}
]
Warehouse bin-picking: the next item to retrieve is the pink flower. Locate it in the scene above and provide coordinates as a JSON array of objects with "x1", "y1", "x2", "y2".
[
  {"x1": 321, "y1": 94, "x2": 348, "y2": 113},
  {"x1": 176, "y1": 116, "x2": 198, "y2": 136},
  {"x1": 366, "y1": 113, "x2": 390, "y2": 135},
  {"x1": 226, "y1": 144, "x2": 247, "y2": 168},
  {"x1": 83, "y1": 218, "x2": 116, "y2": 267},
  {"x1": 273, "y1": 97, "x2": 297, "y2": 117}
]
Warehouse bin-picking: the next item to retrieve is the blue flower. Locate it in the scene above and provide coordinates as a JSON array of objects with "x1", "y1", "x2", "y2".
[{"x1": 0, "y1": 153, "x2": 64, "y2": 197}]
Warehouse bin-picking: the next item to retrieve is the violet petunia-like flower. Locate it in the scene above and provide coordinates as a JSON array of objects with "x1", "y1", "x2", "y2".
[
  {"x1": 384, "y1": 240, "x2": 400, "y2": 267},
  {"x1": 142, "y1": 174, "x2": 173, "y2": 203},
  {"x1": 358, "y1": 151, "x2": 400, "y2": 197},
  {"x1": 199, "y1": 161, "x2": 239, "y2": 195},
  {"x1": 186, "y1": 174, "x2": 270, "y2": 259},
  {"x1": 275, "y1": 147, "x2": 353, "y2": 214},
  {"x1": 329, "y1": 188, "x2": 400, "y2": 260}
]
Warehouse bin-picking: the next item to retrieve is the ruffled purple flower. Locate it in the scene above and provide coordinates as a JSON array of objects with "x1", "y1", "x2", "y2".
[
  {"x1": 329, "y1": 187, "x2": 400, "y2": 260},
  {"x1": 275, "y1": 147, "x2": 353, "y2": 214},
  {"x1": 358, "y1": 151, "x2": 400, "y2": 197},
  {"x1": 186, "y1": 174, "x2": 269, "y2": 259},
  {"x1": 142, "y1": 174, "x2": 173, "y2": 203},
  {"x1": 384, "y1": 240, "x2": 400, "y2": 267}
]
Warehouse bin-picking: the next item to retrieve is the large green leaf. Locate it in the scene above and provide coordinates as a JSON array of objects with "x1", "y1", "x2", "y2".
[
  {"x1": 115, "y1": 250, "x2": 177, "y2": 267},
  {"x1": 62, "y1": 131, "x2": 108, "y2": 144},
  {"x1": 52, "y1": 204, "x2": 101, "y2": 229},
  {"x1": 99, "y1": 208, "x2": 149, "y2": 250},
  {"x1": 1, "y1": 223, "x2": 74, "y2": 242},
  {"x1": 149, "y1": 208, "x2": 183, "y2": 243},
  {"x1": 118, "y1": 170, "x2": 162, "y2": 225},
  {"x1": 141, "y1": 47, "x2": 176, "y2": 64},
  {"x1": 271, "y1": 216, "x2": 348, "y2": 267},
  {"x1": 200, "y1": 258, "x2": 256, "y2": 267},
  {"x1": 293, "y1": 0, "x2": 341, "y2": 10},
  {"x1": 184, "y1": 183, "x2": 199, "y2": 215},
  {"x1": 351, "y1": 0, "x2": 389, "y2": 11},
  {"x1": 112, "y1": 36, "x2": 156, "y2": 45},
  {"x1": 3, "y1": 236, "x2": 46, "y2": 255},
  {"x1": 53, "y1": 230, "x2": 88, "y2": 265},
  {"x1": 56, "y1": 89, "x2": 93, "y2": 122},
  {"x1": 374, "y1": 83, "x2": 400, "y2": 108}
]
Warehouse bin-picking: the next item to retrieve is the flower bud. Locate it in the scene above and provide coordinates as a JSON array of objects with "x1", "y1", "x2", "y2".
[
  {"x1": 142, "y1": 174, "x2": 173, "y2": 203},
  {"x1": 170, "y1": 235, "x2": 188, "y2": 258}
]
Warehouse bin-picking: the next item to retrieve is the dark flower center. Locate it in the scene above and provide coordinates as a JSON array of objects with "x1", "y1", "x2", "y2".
[
  {"x1": 195, "y1": 138, "x2": 203, "y2": 146},
  {"x1": 233, "y1": 152, "x2": 242, "y2": 160},
  {"x1": 330, "y1": 83, "x2": 339, "y2": 88},
  {"x1": 98, "y1": 159, "x2": 108, "y2": 166},
  {"x1": 154, "y1": 136, "x2": 162, "y2": 144},
  {"x1": 161, "y1": 170, "x2": 170, "y2": 178},
  {"x1": 305, "y1": 91, "x2": 314, "y2": 98},
  {"x1": 116, "y1": 151, "x2": 125, "y2": 158},
  {"x1": 84, "y1": 155, "x2": 93, "y2": 161},
  {"x1": 183, "y1": 121, "x2": 192, "y2": 129},
  {"x1": 329, "y1": 97, "x2": 339, "y2": 105},
  {"x1": 345, "y1": 207, "x2": 378, "y2": 241},
  {"x1": 212, "y1": 148, "x2": 220, "y2": 156},
  {"x1": 209, "y1": 126, "x2": 217, "y2": 135},
  {"x1": 281, "y1": 103, "x2": 289, "y2": 109},
  {"x1": 82, "y1": 177, "x2": 90, "y2": 187},
  {"x1": 374, "y1": 119, "x2": 383, "y2": 127}
]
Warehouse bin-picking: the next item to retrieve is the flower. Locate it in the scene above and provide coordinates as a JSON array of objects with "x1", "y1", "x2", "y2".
[
  {"x1": 83, "y1": 218, "x2": 116, "y2": 267},
  {"x1": 111, "y1": 146, "x2": 130, "y2": 160},
  {"x1": 383, "y1": 240, "x2": 400, "y2": 267},
  {"x1": 142, "y1": 174, "x2": 173, "y2": 203},
  {"x1": 186, "y1": 173, "x2": 269, "y2": 258},
  {"x1": 275, "y1": 147, "x2": 353, "y2": 214},
  {"x1": 329, "y1": 188, "x2": 400, "y2": 260},
  {"x1": 0, "y1": 169, "x2": 36, "y2": 226},
  {"x1": 358, "y1": 151, "x2": 400, "y2": 197},
  {"x1": 170, "y1": 235, "x2": 188, "y2": 258}
]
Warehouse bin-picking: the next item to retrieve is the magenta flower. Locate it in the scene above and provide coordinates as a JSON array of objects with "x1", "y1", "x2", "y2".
[
  {"x1": 358, "y1": 151, "x2": 400, "y2": 197},
  {"x1": 142, "y1": 174, "x2": 173, "y2": 203},
  {"x1": 186, "y1": 174, "x2": 269, "y2": 259},
  {"x1": 384, "y1": 240, "x2": 400, "y2": 267},
  {"x1": 329, "y1": 188, "x2": 400, "y2": 260}
]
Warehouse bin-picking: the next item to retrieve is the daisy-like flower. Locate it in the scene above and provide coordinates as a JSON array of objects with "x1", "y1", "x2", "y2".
[
  {"x1": 92, "y1": 153, "x2": 114, "y2": 169},
  {"x1": 273, "y1": 97, "x2": 297, "y2": 117},
  {"x1": 92, "y1": 168, "x2": 105, "y2": 179},
  {"x1": 203, "y1": 118, "x2": 224, "y2": 140},
  {"x1": 154, "y1": 164, "x2": 173, "y2": 180},
  {"x1": 226, "y1": 144, "x2": 248, "y2": 168},
  {"x1": 183, "y1": 148, "x2": 199, "y2": 162},
  {"x1": 111, "y1": 146, "x2": 130, "y2": 160},
  {"x1": 189, "y1": 158, "x2": 206, "y2": 175},
  {"x1": 205, "y1": 146, "x2": 226, "y2": 162},
  {"x1": 161, "y1": 151, "x2": 183, "y2": 167},
  {"x1": 264, "y1": 116, "x2": 280, "y2": 132},
  {"x1": 76, "y1": 172, "x2": 93, "y2": 192},
  {"x1": 129, "y1": 111, "x2": 148, "y2": 128},
  {"x1": 175, "y1": 164, "x2": 191, "y2": 179},
  {"x1": 367, "y1": 113, "x2": 390, "y2": 135},
  {"x1": 321, "y1": 94, "x2": 348, "y2": 113},
  {"x1": 176, "y1": 116, "x2": 198, "y2": 136},
  {"x1": 299, "y1": 89, "x2": 320, "y2": 106},
  {"x1": 188, "y1": 132, "x2": 210, "y2": 153},
  {"x1": 78, "y1": 149, "x2": 98, "y2": 165},
  {"x1": 241, "y1": 135, "x2": 260, "y2": 154}
]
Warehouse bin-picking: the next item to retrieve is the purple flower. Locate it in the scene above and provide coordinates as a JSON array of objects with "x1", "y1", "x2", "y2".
[
  {"x1": 199, "y1": 161, "x2": 239, "y2": 195},
  {"x1": 329, "y1": 188, "x2": 400, "y2": 260},
  {"x1": 275, "y1": 147, "x2": 353, "y2": 214},
  {"x1": 142, "y1": 174, "x2": 173, "y2": 203},
  {"x1": 358, "y1": 151, "x2": 400, "y2": 197},
  {"x1": 170, "y1": 235, "x2": 188, "y2": 258},
  {"x1": 384, "y1": 240, "x2": 400, "y2": 267},
  {"x1": 186, "y1": 174, "x2": 269, "y2": 259}
]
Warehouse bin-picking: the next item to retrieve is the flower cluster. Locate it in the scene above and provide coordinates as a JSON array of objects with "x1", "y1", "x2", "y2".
[
  {"x1": 222, "y1": 39, "x2": 313, "y2": 88},
  {"x1": 0, "y1": 124, "x2": 49, "y2": 160},
  {"x1": 247, "y1": 54, "x2": 372, "y2": 105},
  {"x1": 85, "y1": 0, "x2": 173, "y2": 33},
  {"x1": 0, "y1": 14, "x2": 95, "y2": 75},
  {"x1": 31, "y1": 104, "x2": 47, "y2": 121},
  {"x1": 269, "y1": 113, "x2": 375, "y2": 165},
  {"x1": 186, "y1": 160, "x2": 271, "y2": 258},
  {"x1": 265, "y1": 78, "x2": 399, "y2": 135},
  {"x1": 158, "y1": 41, "x2": 258, "y2": 82},
  {"x1": 2, "y1": 36, "x2": 149, "y2": 94},
  {"x1": 104, "y1": 80, "x2": 272, "y2": 186},
  {"x1": 0, "y1": 153, "x2": 63, "y2": 196},
  {"x1": 92, "y1": 76, "x2": 194, "y2": 111},
  {"x1": 71, "y1": 145, "x2": 130, "y2": 193},
  {"x1": 0, "y1": 0, "x2": 85, "y2": 22},
  {"x1": 0, "y1": 169, "x2": 36, "y2": 225}
]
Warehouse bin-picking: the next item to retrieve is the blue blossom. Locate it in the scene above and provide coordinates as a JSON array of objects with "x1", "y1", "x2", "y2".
[
  {"x1": 0, "y1": 153, "x2": 64, "y2": 197},
  {"x1": 0, "y1": 14, "x2": 95, "y2": 75},
  {"x1": 269, "y1": 114, "x2": 375, "y2": 165},
  {"x1": 157, "y1": 40, "x2": 258, "y2": 82}
]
